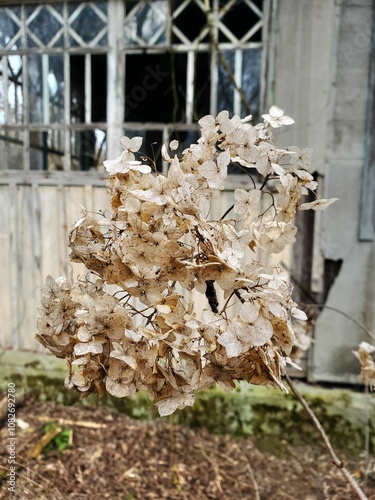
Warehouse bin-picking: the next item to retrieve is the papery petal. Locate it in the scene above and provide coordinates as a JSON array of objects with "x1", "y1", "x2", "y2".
[{"x1": 299, "y1": 198, "x2": 338, "y2": 211}]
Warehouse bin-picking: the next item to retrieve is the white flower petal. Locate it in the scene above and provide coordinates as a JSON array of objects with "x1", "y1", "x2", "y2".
[
  {"x1": 299, "y1": 198, "x2": 338, "y2": 211},
  {"x1": 129, "y1": 136, "x2": 143, "y2": 152},
  {"x1": 74, "y1": 341, "x2": 103, "y2": 356}
]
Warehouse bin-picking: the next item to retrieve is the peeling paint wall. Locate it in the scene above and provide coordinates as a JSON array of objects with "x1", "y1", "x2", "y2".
[{"x1": 271, "y1": 0, "x2": 375, "y2": 382}]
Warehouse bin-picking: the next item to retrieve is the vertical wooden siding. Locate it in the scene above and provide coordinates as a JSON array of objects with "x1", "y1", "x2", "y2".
[
  {"x1": 0, "y1": 178, "x2": 293, "y2": 353},
  {"x1": 0, "y1": 181, "x2": 109, "y2": 351}
]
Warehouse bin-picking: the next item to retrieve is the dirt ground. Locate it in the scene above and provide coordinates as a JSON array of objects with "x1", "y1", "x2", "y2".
[{"x1": 0, "y1": 394, "x2": 374, "y2": 500}]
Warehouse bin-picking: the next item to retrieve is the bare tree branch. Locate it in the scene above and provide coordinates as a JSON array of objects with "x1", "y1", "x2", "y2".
[{"x1": 285, "y1": 374, "x2": 368, "y2": 500}]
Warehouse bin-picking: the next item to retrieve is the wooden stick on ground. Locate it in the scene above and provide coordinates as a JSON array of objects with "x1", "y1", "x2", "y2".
[
  {"x1": 35, "y1": 415, "x2": 107, "y2": 429},
  {"x1": 28, "y1": 426, "x2": 62, "y2": 459},
  {"x1": 284, "y1": 374, "x2": 368, "y2": 500},
  {"x1": 0, "y1": 392, "x2": 28, "y2": 422}
]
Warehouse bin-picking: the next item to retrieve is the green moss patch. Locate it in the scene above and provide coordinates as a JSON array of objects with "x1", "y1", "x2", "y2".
[{"x1": 1, "y1": 351, "x2": 374, "y2": 453}]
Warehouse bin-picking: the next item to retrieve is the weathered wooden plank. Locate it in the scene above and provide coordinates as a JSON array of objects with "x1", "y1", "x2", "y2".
[
  {"x1": 17, "y1": 185, "x2": 40, "y2": 350},
  {"x1": 39, "y1": 185, "x2": 66, "y2": 282},
  {"x1": 8, "y1": 183, "x2": 20, "y2": 350},
  {"x1": 57, "y1": 185, "x2": 70, "y2": 276},
  {"x1": 0, "y1": 171, "x2": 109, "y2": 187},
  {"x1": 0, "y1": 185, "x2": 12, "y2": 349},
  {"x1": 64, "y1": 185, "x2": 88, "y2": 277}
]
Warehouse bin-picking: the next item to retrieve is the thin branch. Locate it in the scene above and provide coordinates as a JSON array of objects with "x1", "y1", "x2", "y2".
[
  {"x1": 280, "y1": 259, "x2": 375, "y2": 343},
  {"x1": 284, "y1": 374, "x2": 368, "y2": 500},
  {"x1": 234, "y1": 289, "x2": 245, "y2": 303},
  {"x1": 259, "y1": 173, "x2": 271, "y2": 191},
  {"x1": 220, "y1": 204, "x2": 234, "y2": 221},
  {"x1": 243, "y1": 461, "x2": 260, "y2": 500},
  {"x1": 301, "y1": 303, "x2": 375, "y2": 344},
  {"x1": 219, "y1": 290, "x2": 235, "y2": 315},
  {"x1": 204, "y1": 0, "x2": 251, "y2": 116},
  {"x1": 231, "y1": 163, "x2": 257, "y2": 187}
]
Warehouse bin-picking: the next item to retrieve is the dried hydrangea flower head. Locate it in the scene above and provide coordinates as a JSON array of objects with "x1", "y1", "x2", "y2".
[
  {"x1": 353, "y1": 342, "x2": 375, "y2": 390},
  {"x1": 36, "y1": 107, "x2": 337, "y2": 416}
]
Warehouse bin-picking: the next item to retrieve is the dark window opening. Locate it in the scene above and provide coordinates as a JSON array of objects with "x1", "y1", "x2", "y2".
[
  {"x1": 71, "y1": 129, "x2": 107, "y2": 171},
  {"x1": 168, "y1": 129, "x2": 200, "y2": 160},
  {"x1": 91, "y1": 54, "x2": 107, "y2": 122},
  {"x1": 217, "y1": 51, "x2": 234, "y2": 112},
  {"x1": 172, "y1": 0, "x2": 207, "y2": 43},
  {"x1": 194, "y1": 52, "x2": 211, "y2": 120},
  {"x1": 124, "y1": 53, "x2": 187, "y2": 123},
  {"x1": 123, "y1": 129, "x2": 163, "y2": 171},
  {"x1": 323, "y1": 259, "x2": 343, "y2": 304},
  {"x1": 30, "y1": 130, "x2": 64, "y2": 171},
  {"x1": 219, "y1": 0, "x2": 262, "y2": 42},
  {"x1": 70, "y1": 54, "x2": 85, "y2": 123},
  {"x1": 70, "y1": 54, "x2": 107, "y2": 124},
  {"x1": 241, "y1": 48, "x2": 262, "y2": 120}
]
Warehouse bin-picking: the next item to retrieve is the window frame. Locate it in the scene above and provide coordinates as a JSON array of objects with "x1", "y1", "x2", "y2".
[{"x1": 0, "y1": 0, "x2": 270, "y2": 174}]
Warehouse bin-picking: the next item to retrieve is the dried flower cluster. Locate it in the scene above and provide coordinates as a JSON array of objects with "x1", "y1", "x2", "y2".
[
  {"x1": 36, "y1": 106, "x2": 337, "y2": 416},
  {"x1": 353, "y1": 342, "x2": 375, "y2": 389}
]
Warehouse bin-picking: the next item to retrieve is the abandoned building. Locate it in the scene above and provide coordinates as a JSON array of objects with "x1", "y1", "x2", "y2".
[{"x1": 0, "y1": 0, "x2": 374, "y2": 385}]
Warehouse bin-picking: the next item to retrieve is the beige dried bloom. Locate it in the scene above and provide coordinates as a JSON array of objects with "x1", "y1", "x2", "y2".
[
  {"x1": 36, "y1": 109, "x2": 337, "y2": 416},
  {"x1": 353, "y1": 342, "x2": 375, "y2": 389}
]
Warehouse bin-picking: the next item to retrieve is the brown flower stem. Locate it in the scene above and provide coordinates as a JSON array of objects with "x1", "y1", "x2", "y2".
[
  {"x1": 220, "y1": 204, "x2": 234, "y2": 221},
  {"x1": 234, "y1": 290, "x2": 245, "y2": 303},
  {"x1": 284, "y1": 374, "x2": 368, "y2": 500}
]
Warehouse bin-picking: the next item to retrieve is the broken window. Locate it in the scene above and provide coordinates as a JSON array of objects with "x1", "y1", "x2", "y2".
[{"x1": 0, "y1": 0, "x2": 266, "y2": 171}]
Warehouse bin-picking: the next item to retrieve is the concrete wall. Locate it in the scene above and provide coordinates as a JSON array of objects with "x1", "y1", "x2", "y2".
[{"x1": 271, "y1": 0, "x2": 375, "y2": 382}]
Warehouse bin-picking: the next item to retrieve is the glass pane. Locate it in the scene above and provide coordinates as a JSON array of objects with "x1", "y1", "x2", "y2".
[
  {"x1": 71, "y1": 129, "x2": 107, "y2": 171},
  {"x1": 0, "y1": 130, "x2": 23, "y2": 169},
  {"x1": 30, "y1": 130, "x2": 65, "y2": 170},
  {"x1": 241, "y1": 49, "x2": 261, "y2": 119},
  {"x1": 49, "y1": 55, "x2": 64, "y2": 124},
  {"x1": 217, "y1": 51, "x2": 234, "y2": 113},
  {"x1": 194, "y1": 52, "x2": 211, "y2": 119},
  {"x1": 0, "y1": 59, "x2": 4, "y2": 124},
  {"x1": 91, "y1": 55, "x2": 107, "y2": 122},
  {"x1": 28, "y1": 55, "x2": 43, "y2": 123},
  {"x1": 29, "y1": 54, "x2": 66, "y2": 124},
  {"x1": 124, "y1": 0, "x2": 167, "y2": 46},
  {"x1": 172, "y1": 0, "x2": 207, "y2": 44},
  {"x1": 69, "y1": 3, "x2": 108, "y2": 47},
  {"x1": 219, "y1": 0, "x2": 262, "y2": 43},
  {"x1": 0, "y1": 7, "x2": 22, "y2": 50},
  {"x1": 0, "y1": 56, "x2": 23, "y2": 125},
  {"x1": 70, "y1": 55, "x2": 84, "y2": 123},
  {"x1": 26, "y1": 5, "x2": 64, "y2": 48},
  {"x1": 124, "y1": 53, "x2": 187, "y2": 123}
]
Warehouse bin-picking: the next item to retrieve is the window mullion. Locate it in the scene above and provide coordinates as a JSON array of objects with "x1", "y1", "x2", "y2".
[
  {"x1": 63, "y1": 1, "x2": 71, "y2": 171},
  {"x1": 3, "y1": 57, "x2": 8, "y2": 123},
  {"x1": 107, "y1": 0, "x2": 125, "y2": 159},
  {"x1": 186, "y1": 51, "x2": 194, "y2": 124},
  {"x1": 210, "y1": 0, "x2": 220, "y2": 117},
  {"x1": 162, "y1": 126, "x2": 169, "y2": 175},
  {"x1": 2, "y1": 56, "x2": 9, "y2": 168},
  {"x1": 260, "y1": 0, "x2": 271, "y2": 112},
  {"x1": 234, "y1": 48, "x2": 242, "y2": 115},
  {"x1": 42, "y1": 54, "x2": 49, "y2": 123},
  {"x1": 85, "y1": 53, "x2": 91, "y2": 124},
  {"x1": 64, "y1": 51, "x2": 71, "y2": 171},
  {"x1": 21, "y1": 5, "x2": 30, "y2": 171}
]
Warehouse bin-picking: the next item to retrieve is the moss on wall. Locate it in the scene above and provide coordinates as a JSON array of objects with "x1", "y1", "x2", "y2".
[{"x1": 1, "y1": 351, "x2": 374, "y2": 453}]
